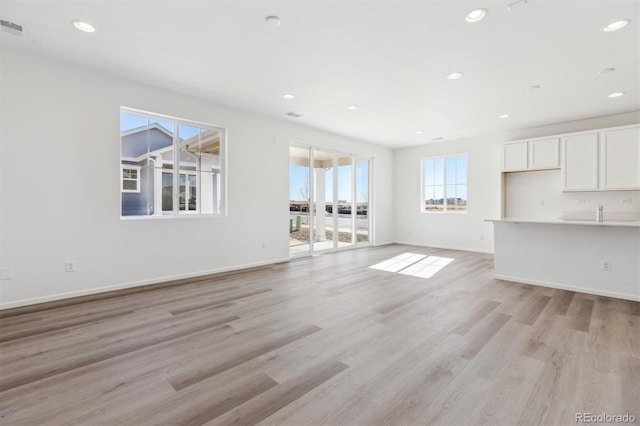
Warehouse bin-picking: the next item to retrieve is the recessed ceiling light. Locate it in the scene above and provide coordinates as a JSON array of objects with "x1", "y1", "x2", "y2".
[
  {"x1": 499, "y1": 114, "x2": 511, "y2": 119},
  {"x1": 527, "y1": 85, "x2": 541, "y2": 91},
  {"x1": 603, "y1": 19, "x2": 629, "y2": 32},
  {"x1": 265, "y1": 15, "x2": 281, "y2": 27},
  {"x1": 598, "y1": 67, "x2": 616, "y2": 74},
  {"x1": 466, "y1": 9, "x2": 487, "y2": 23},
  {"x1": 282, "y1": 94, "x2": 294, "y2": 99},
  {"x1": 72, "y1": 21, "x2": 95, "y2": 33},
  {"x1": 608, "y1": 92, "x2": 624, "y2": 98},
  {"x1": 347, "y1": 105, "x2": 359, "y2": 110},
  {"x1": 446, "y1": 72, "x2": 464, "y2": 80},
  {"x1": 415, "y1": 131, "x2": 423, "y2": 135}
]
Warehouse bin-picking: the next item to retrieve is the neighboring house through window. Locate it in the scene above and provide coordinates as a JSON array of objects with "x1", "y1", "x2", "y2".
[
  {"x1": 120, "y1": 108, "x2": 225, "y2": 218},
  {"x1": 121, "y1": 166, "x2": 140, "y2": 193},
  {"x1": 422, "y1": 154, "x2": 467, "y2": 212}
]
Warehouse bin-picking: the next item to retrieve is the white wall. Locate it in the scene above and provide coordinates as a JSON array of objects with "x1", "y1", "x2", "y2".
[
  {"x1": 505, "y1": 170, "x2": 640, "y2": 220},
  {"x1": 0, "y1": 48, "x2": 394, "y2": 309},
  {"x1": 393, "y1": 111, "x2": 640, "y2": 253}
]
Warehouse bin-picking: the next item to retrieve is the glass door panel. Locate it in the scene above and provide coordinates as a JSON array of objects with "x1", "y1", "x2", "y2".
[
  {"x1": 336, "y1": 154, "x2": 354, "y2": 248},
  {"x1": 312, "y1": 150, "x2": 335, "y2": 252},
  {"x1": 356, "y1": 159, "x2": 370, "y2": 244},
  {"x1": 289, "y1": 146, "x2": 311, "y2": 255}
]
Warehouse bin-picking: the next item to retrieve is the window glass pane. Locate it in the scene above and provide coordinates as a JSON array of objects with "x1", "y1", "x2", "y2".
[
  {"x1": 446, "y1": 184, "x2": 456, "y2": 209},
  {"x1": 424, "y1": 186, "x2": 435, "y2": 211},
  {"x1": 425, "y1": 185, "x2": 445, "y2": 211},
  {"x1": 178, "y1": 125, "x2": 200, "y2": 169},
  {"x1": 446, "y1": 157, "x2": 457, "y2": 184},
  {"x1": 313, "y1": 150, "x2": 337, "y2": 251},
  {"x1": 162, "y1": 172, "x2": 173, "y2": 212},
  {"x1": 178, "y1": 174, "x2": 187, "y2": 211},
  {"x1": 289, "y1": 146, "x2": 311, "y2": 253},
  {"x1": 356, "y1": 160, "x2": 369, "y2": 243},
  {"x1": 457, "y1": 156, "x2": 467, "y2": 184},
  {"x1": 424, "y1": 159, "x2": 435, "y2": 186},
  {"x1": 188, "y1": 174, "x2": 197, "y2": 211},
  {"x1": 200, "y1": 171, "x2": 217, "y2": 214},
  {"x1": 120, "y1": 111, "x2": 156, "y2": 216},
  {"x1": 335, "y1": 154, "x2": 352, "y2": 248},
  {"x1": 456, "y1": 184, "x2": 468, "y2": 211},
  {"x1": 123, "y1": 180, "x2": 136, "y2": 190},
  {"x1": 433, "y1": 158, "x2": 444, "y2": 185},
  {"x1": 141, "y1": 166, "x2": 155, "y2": 214}
]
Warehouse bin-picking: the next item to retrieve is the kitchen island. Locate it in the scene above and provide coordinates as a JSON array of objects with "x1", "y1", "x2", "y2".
[{"x1": 487, "y1": 219, "x2": 640, "y2": 301}]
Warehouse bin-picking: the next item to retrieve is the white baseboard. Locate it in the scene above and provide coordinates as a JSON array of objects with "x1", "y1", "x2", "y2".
[
  {"x1": 393, "y1": 240, "x2": 494, "y2": 254},
  {"x1": 0, "y1": 257, "x2": 291, "y2": 310},
  {"x1": 494, "y1": 274, "x2": 640, "y2": 302},
  {"x1": 372, "y1": 241, "x2": 394, "y2": 247}
]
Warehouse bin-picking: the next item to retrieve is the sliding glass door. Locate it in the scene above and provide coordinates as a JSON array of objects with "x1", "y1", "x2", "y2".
[{"x1": 289, "y1": 144, "x2": 371, "y2": 256}]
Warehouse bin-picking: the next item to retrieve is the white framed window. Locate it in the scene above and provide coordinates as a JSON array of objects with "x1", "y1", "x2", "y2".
[
  {"x1": 120, "y1": 107, "x2": 225, "y2": 218},
  {"x1": 422, "y1": 154, "x2": 467, "y2": 213},
  {"x1": 121, "y1": 166, "x2": 140, "y2": 193}
]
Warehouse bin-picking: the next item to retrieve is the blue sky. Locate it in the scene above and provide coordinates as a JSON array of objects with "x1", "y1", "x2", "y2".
[
  {"x1": 289, "y1": 163, "x2": 369, "y2": 202},
  {"x1": 121, "y1": 112, "x2": 202, "y2": 140}
]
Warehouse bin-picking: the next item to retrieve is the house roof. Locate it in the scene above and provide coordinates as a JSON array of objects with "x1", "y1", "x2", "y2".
[{"x1": 121, "y1": 123, "x2": 176, "y2": 139}]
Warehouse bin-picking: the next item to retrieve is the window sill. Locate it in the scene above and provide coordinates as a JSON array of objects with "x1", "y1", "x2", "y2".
[
  {"x1": 120, "y1": 213, "x2": 225, "y2": 221},
  {"x1": 421, "y1": 210, "x2": 469, "y2": 215}
]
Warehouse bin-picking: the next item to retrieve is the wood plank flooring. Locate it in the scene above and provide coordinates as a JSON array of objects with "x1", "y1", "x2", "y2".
[{"x1": 1, "y1": 244, "x2": 638, "y2": 425}]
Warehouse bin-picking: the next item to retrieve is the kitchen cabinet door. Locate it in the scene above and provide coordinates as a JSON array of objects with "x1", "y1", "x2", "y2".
[
  {"x1": 562, "y1": 133, "x2": 598, "y2": 191},
  {"x1": 529, "y1": 137, "x2": 560, "y2": 170},
  {"x1": 600, "y1": 126, "x2": 640, "y2": 190},
  {"x1": 503, "y1": 141, "x2": 528, "y2": 172}
]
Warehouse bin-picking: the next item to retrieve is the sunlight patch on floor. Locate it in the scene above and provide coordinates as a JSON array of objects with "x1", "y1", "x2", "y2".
[{"x1": 369, "y1": 252, "x2": 454, "y2": 279}]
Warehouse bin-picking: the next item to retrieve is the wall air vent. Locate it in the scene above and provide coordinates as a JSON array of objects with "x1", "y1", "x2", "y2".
[
  {"x1": 286, "y1": 111, "x2": 302, "y2": 118},
  {"x1": 1, "y1": 19, "x2": 23, "y2": 37}
]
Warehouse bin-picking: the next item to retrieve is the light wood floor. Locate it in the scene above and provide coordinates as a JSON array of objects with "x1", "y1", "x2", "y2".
[{"x1": 1, "y1": 244, "x2": 638, "y2": 426}]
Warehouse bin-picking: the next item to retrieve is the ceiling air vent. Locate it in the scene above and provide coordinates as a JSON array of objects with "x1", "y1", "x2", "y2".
[
  {"x1": 286, "y1": 111, "x2": 302, "y2": 118},
  {"x1": 1, "y1": 19, "x2": 24, "y2": 37}
]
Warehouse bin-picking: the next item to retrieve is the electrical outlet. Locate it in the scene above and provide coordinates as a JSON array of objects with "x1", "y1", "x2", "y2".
[
  {"x1": 480, "y1": 235, "x2": 485, "y2": 241},
  {"x1": 622, "y1": 198, "x2": 632, "y2": 204},
  {"x1": 577, "y1": 199, "x2": 586, "y2": 204},
  {"x1": 65, "y1": 261, "x2": 77, "y2": 272},
  {"x1": 262, "y1": 241, "x2": 268, "y2": 249},
  {"x1": 539, "y1": 200, "x2": 545, "y2": 207},
  {"x1": 601, "y1": 260, "x2": 611, "y2": 272},
  {"x1": 0, "y1": 267, "x2": 12, "y2": 280}
]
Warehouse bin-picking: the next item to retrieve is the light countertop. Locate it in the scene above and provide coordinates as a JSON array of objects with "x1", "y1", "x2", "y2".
[{"x1": 486, "y1": 218, "x2": 640, "y2": 227}]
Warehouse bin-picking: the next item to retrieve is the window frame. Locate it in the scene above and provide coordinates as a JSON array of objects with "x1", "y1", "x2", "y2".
[
  {"x1": 120, "y1": 107, "x2": 227, "y2": 220},
  {"x1": 121, "y1": 165, "x2": 141, "y2": 193},
  {"x1": 421, "y1": 153, "x2": 468, "y2": 214}
]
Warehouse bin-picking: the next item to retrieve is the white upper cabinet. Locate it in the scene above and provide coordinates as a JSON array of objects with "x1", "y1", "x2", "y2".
[
  {"x1": 562, "y1": 132, "x2": 598, "y2": 191},
  {"x1": 529, "y1": 137, "x2": 560, "y2": 170},
  {"x1": 600, "y1": 126, "x2": 640, "y2": 190},
  {"x1": 502, "y1": 138, "x2": 559, "y2": 172},
  {"x1": 502, "y1": 141, "x2": 528, "y2": 171}
]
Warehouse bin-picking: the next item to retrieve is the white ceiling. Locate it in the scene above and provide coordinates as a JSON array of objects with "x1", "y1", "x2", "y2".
[{"x1": 1, "y1": 0, "x2": 638, "y2": 148}]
